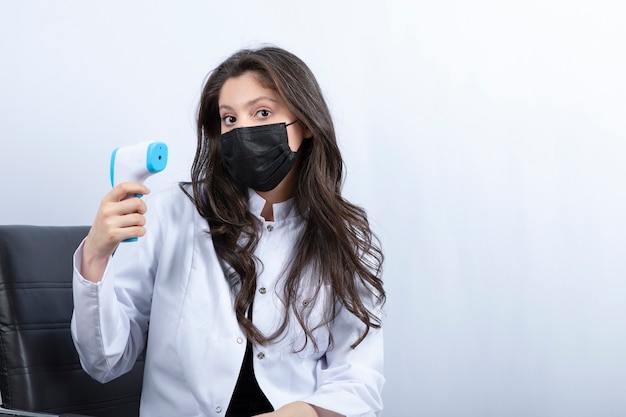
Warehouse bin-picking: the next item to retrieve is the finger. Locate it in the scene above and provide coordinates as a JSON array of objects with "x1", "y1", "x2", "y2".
[
  {"x1": 108, "y1": 211, "x2": 147, "y2": 229},
  {"x1": 108, "y1": 182, "x2": 151, "y2": 202},
  {"x1": 117, "y1": 197, "x2": 148, "y2": 215},
  {"x1": 84, "y1": 223, "x2": 146, "y2": 258},
  {"x1": 99, "y1": 196, "x2": 148, "y2": 219},
  {"x1": 114, "y1": 225, "x2": 147, "y2": 240},
  {"x1": 96, "y1": 211, "x2": 147, "y2": 240}
]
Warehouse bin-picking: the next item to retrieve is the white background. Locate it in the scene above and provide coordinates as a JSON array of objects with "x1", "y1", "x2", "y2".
[{"x1": 2, "y1": 1, "x2": 626, "y2": 416}]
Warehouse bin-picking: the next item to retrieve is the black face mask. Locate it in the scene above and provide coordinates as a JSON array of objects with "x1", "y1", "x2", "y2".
[{"x1": 220, "y1": 121, "x2": 300, "y2": 192}]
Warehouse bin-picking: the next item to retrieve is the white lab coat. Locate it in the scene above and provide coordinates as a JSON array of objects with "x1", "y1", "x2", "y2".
[{"x1": 71, "y1": 185, "x2": 384, "y2": 417}]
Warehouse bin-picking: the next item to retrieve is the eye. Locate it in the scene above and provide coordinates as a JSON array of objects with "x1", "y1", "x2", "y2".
[
  {"x1": 222, "y1": 115, "x2": 237, "y2": 126},
  {"x1": 256, "y1": 109, "x2": 271, "y2": 119}
]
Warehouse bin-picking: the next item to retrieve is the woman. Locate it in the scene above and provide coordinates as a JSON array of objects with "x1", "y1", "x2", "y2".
[{"x1": 72, "y1": 46, "x2": 386, "y2": 417}]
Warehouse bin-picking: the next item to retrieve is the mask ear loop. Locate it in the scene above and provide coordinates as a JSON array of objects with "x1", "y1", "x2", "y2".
[{"x1": 287, "y1": 119, "x2": 314, "y2": 140}]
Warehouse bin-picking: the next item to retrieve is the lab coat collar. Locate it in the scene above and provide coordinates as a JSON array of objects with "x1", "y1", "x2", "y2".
[{"x1": 247, "y1": 188, "x2": 299, "y2": 222}]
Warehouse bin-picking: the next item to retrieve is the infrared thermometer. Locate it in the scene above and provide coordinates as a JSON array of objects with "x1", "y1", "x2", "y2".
[{"x1": 110, "y1": 141, "x2": 168, "y2": 241}]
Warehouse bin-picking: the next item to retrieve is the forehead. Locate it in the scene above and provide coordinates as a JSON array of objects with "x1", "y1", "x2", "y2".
[{"x1": 218, "y1": 72, "x2": 279, "y2": 105}]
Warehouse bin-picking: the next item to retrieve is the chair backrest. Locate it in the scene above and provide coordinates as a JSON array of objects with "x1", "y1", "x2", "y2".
[{"x1": 0, "y1": 225, "x2": 144, "y2": 417}]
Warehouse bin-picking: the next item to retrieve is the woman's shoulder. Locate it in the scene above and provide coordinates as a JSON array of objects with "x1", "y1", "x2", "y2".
[{"x1": 145, "y1": 182, "x2": 195, "y2": 220}]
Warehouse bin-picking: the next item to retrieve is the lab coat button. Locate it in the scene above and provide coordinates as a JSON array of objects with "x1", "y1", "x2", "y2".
[
  {"x1": 257, "y1": 352, "x2": 265, "y2": 360},
  {"x1": 266, "y1": 224, "x2": 274, "y2": 231},
  {"x1": 259, "y1": 287, "x2": 267, "y2": 294},
  {"x1": 215, "y1": 405, "x2": 222, "y2": 413},
  {"x1": 236, "y1": 337, "x2": 243, "y2": 344}
]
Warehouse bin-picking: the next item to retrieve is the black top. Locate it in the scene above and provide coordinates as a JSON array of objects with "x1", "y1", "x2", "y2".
[{"x1": 225, "y1": 307, "x2": 274, "y2": 417}]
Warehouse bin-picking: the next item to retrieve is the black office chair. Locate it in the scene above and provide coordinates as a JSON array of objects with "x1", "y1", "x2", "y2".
[{"x1": 0, "y1": 225, "x2": 144, "y2": 417}]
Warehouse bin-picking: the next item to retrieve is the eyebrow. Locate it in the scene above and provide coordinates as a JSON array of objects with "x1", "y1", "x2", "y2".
[{"x1": 219, "y1": 96, "x2": 280, "y2": 111}]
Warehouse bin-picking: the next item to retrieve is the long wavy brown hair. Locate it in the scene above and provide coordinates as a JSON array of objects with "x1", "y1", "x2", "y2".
[{"x1": 181, "y1": 46, "x2": 385, "y2": 349}]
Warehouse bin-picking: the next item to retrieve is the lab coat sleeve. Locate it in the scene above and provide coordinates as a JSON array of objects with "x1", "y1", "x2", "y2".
[
  {"x1": 302, "y1": 294, "x2": 385, "y2": 417},
  {"x1": 70, "y1": 197, "x2": 162, "y2": 383}
]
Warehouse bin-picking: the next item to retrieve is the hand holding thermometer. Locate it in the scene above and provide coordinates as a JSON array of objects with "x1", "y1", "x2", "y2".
[{"x1": 110, "y1": 141, "x2": 168, "y2": 241}]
